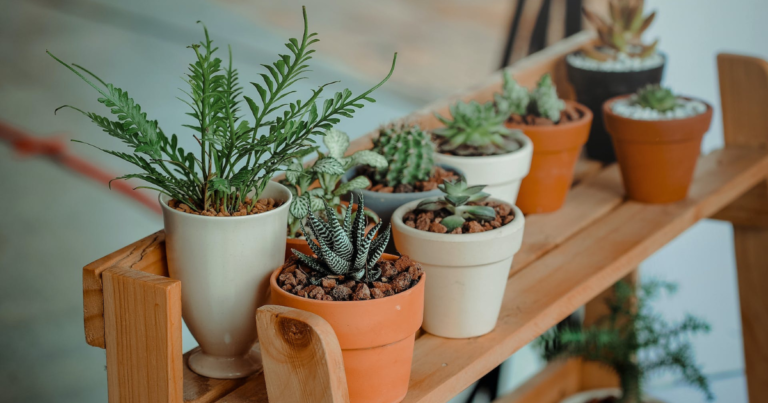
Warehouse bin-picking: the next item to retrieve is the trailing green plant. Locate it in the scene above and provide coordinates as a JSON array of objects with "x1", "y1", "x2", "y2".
[
  {"x1": 285, "y1": 128, "x2": 386, "y2": 237},
  {"x1": 582, "y1": 0, "x2": 659, "y2": 61},
  {"x1": 537, "y1": 280, "x2": 713, "y2": 403},
  {"x1": 370, "y1": 124, "x2": 434, "y2": 187},
  {"x1": 48, "y1": 7, "x2": 396, "y2": 214},
  {"x1": 494, "y1": 71, "x2": 530, "y2": 116},
  {"x1": 496, "y1": 72, "x2": 565, "y2": 123},
  {"x1": 634, "y1": 84, "x2": 679, "y2": 112},
  {"x1": 415, "y1": 179, "x2": 496, "y2": 232},
  {"x1": 293, "y1": 195, "x2": 390, "y2": 282},
  {"x1": 529, "y1": 74, "x2": 566, "y2": 122},
  {"x1": 433, "y1": 100, "x2": 523, "y2": 156}
]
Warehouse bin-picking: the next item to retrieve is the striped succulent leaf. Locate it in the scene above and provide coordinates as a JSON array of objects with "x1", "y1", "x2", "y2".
[{"x1": 292, "y1": 194, "x2": 389, "y2": 282}]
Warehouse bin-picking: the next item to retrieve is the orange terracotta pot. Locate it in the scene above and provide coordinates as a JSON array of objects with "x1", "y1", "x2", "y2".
[
  {"x1": 285, "y1": 202, "x2": 379, "y2": 259},
  {"x1": 507, "y1": 101, "x2": 593, "y2": 214},
  {"x1": 270, "y1": 254, "x2": 425, "y2": 403},
  {"x1": 603, "y1": 95, "x2": 713, "y2": 203}
]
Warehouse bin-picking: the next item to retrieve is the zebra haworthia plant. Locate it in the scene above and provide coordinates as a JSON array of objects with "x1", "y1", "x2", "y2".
[
  {"x1": 293, "y1": 195, "x2": 391, "y2": 282},
  {"x1": 415, "y1": 179, "x2": 496, "y2": 232}
]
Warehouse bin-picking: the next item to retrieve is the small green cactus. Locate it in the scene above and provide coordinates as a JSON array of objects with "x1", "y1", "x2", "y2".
[
  {"x1": 495, "y1": 71, "x2": 530, "y2": 116},
  {"x1": 433, "y1": 101, "x2": 524, "y2": 156},
  {"x1": 371, "y1": 125, "x2": 434, "y2": 187},
  {"x1": 293, "y1": 195, "x2": 390, "y2": 282},
  {"x1": 582, "y1": 0, "x2": 659, "y2": 61},
  {"x1": 634, "y1": 84, "x2": 679, "y2": 112},
  {"x1": 415, "y1": 179, "x2": 496, "y2": 232},
  {"x1": 529, "y1": 74, "x2": 566, "y2": 123}
]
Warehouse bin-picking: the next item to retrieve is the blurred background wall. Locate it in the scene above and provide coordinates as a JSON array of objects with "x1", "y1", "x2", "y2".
[{"x1": 0, "y1": 0, "x2": 766, "y2": 402}]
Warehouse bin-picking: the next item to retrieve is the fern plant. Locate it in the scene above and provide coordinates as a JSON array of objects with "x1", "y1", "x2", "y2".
[
  {"x1": 293, "y1": 195, "x2": 390, "y2": 282},
  {"x1": 415, "y1": 179, "x2": 496, "y2": 232},
  {"x1": 537, "y1": 280, "x2": 713, "y2": 403},
  {"x1": 371, "y1": 124, "x2": 434, "y2": 187},
  {"x1": 48, "y1": 7, "x2": 396, "y2": 214}
]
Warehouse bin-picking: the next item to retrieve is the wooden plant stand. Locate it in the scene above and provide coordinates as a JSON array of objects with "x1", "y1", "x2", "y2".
[{"x1": 81, "y1": 31, "x2": 768, "y2": 403}]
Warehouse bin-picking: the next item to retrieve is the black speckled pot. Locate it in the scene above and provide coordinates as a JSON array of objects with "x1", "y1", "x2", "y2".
[
  {"x1": 566, "y1": 53, "x2": 666, "y2": 163},
  {"x1": 342, "y1": 164, "x2": 463, "y2": 254}
]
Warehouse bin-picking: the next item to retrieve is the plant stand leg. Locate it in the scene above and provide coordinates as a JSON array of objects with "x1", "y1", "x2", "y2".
[
  {"x1": 256, "y1": 305, "x2": 350, "y2": 403},
  {"x1": 103, "y1": 267, "x2": 183, "y2": 403}
]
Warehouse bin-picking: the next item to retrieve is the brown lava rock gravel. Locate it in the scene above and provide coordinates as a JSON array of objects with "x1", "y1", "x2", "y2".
[
  {"x1": 507, "y1": 102, "x2": 584, "y2": 126},
  {"x1": 403, "y1": 201, "x2": 515, "y2": 234},
  {"x1": 168, "y1": 198, "x2": 282, "y2": 217},
  {"x1": 359, "y1": 166, "x2": 459, "y2": 194},
  {"x1": 277, "y1": 255, "x2": 424, "y2": 301}
]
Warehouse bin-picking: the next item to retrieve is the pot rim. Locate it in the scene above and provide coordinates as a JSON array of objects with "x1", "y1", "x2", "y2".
[
  {"x1": 433, "y1": 132, "x2": 533, "y2": 162},
  {"x1": 270, "y1": 253, "x2": 426, "y2": 306},
  {"x1": 159, "y1": 180, "x2": 292, "y2": 221},
  {"x1": 565, "y1": 51, "x2": 668, "y2": 73},
  {"x1": 603, "y1": 94, "x2": 714, "y2": 124},
  {"x1": 505, "y1": 100, "x2": 593, "y2": 132},
  {"x1": 344, "y1": 163, "x2": 465, "y2": 200},
  {"x1": 391, "y1": 197, "x2": 525, "y2": 242}
]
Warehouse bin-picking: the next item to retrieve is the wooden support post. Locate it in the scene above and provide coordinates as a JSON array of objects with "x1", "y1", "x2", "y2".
[
  {"x1": 256, "y1": 305, "x2": 349, "y2": 403},
  {"x1": 103, "y1": 267, "x2": 183, "y2": 403},
  {"x1": 718, "y1": 53, "x2": 768, "y2": 403}
]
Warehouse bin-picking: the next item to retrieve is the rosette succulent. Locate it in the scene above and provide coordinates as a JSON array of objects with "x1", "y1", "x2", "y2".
[
  {"x1": 415, "y1": 179, "x2": 496, "y2": 232},
  {"x1": 582, "y1": 0, "x2": 659, "y2": 61},
  {"x1": 634, "y1": 84, "x2": 679, "y2": 112},
  {"x1": 433, "y1": 100, "x2": 524, "y2": 156},
  {"x1": 371, "y1": 124, "x2": 434, "y2": 187},
  {"x1": 293, "y1": 195, "x2": 390, "y2": 282},
  {"x1": 529, "y1": 74, "x2": 566, "y2": 122},
  {"x1": 495, "y1": 71, "x2": 530, "y2": 116}
]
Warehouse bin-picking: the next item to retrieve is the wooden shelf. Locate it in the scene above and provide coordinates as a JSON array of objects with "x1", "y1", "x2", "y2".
[{"x1": 81, "y1": 29, "x2": 768, "y2": 403}]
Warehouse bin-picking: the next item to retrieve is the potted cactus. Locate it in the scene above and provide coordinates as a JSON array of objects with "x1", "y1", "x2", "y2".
[
  {"x1": 500, "y1": 72, "x2": 593, "y2": 214},
  {"x1": 343, "y1": 124, "x2": 463, "y2": 252},
  {"x1": 50, "y1": 8, "x2": 396, "y2": 379},
  {"x1": 391, "y1": 179, "x2": 524, "y2": 338},
  {"x1": 538, "y1": 280, "x2": 713, "y2": 403},
  {"x1": 270, "y1": 195, "x2": 425, "y2": 403},
  {"x1": 431, "y1": 99, "x2": 533, "y2": 204},
  {"x1": 567, "y1": 0, "x2": 664, "y2": 163},
  {"x1": 283, "y1": 128, "x2": 384, "y2": 256},
  {"x1": 603, "y1": 85, "x2": 712, "y2": 203}
]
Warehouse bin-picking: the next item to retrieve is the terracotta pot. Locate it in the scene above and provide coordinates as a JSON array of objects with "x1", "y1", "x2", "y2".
[
  {"x1": 432, "y1": 133, "x2": 533, "y2": 205},
  {"x1": 560, "y1": 388, "x2": 665, "y2": 403},
  {"x1": 508, "y1": 101, "x2": 593, "y2": 214},
  {"x1": 567, "y1": 53, "x2": 666, "y2": 163},
  {"x1": 285, "y1": 202, "x2": 379, "y2": 259},
  {"x1": 603, "y1": 95, "x2": 713, "y2": 203},
  {"x1": 160, "y1": 181, "x2": 292, "y2": 379},
  {"x1": 270, "y1": 254, "x2": 424, "y2": 403},
  {"x1": 391, "y1": 199, "x2": 525, "y2": 338}
]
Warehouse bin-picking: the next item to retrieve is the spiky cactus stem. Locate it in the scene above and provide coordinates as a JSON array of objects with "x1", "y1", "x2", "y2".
[{"x1": 371, "y1": 125, "x2": 434, "y2": 187}]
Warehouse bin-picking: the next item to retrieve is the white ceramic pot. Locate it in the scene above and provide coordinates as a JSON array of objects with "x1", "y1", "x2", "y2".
[
  {"x1": 160, "y1": 180, "x2": 291, "y2": 379},
  {"x1": 560, "y1": 388, "x2": 665, "y2": 403},
  {"x1": 391, "y1": 199, "x2": 525, "y2": 338},
  {"x1": 432, "y1": 134, "x2": 533, "y2": 205}
]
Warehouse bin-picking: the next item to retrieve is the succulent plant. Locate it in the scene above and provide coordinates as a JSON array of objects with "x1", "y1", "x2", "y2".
[
  {"x1": 495, "y1": 70, "x2": 530, "y2": 116},
  {"x1": 433, "y1": 101, "x2": 524, "y2": 156},
  {"x1": 529, "y1": 74, "x2": 566, "y2": 123},
  {"x1": 415, "y1": 179, "x2": 496, "y2": 232},
  {"x1": 293, "y1": 195, "x2": 390, "y2": 282},
  {"x1": 371, "y1": 124, "x2": 435, "y2": 187},
  {"x1": 634, "y1": 84, "x2": 679, "y2": 112},
  {"x1": 582, "y1": 0, "x2": 658, "y2": 61}
]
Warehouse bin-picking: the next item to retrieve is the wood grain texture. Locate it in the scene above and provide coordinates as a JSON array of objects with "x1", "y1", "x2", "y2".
[
  {"x1": 182, "y1": 348, "x2": 257, "y2": 403},
  {"x1": 84, "y1": 230, "x2": 167, "y2": 348},
  {"x1": 546, "y1": 0, "x2": 567, "y2": 47},
  {"x1": 712, "y1": 181, "x2": 768, "y2": 227},
  {"x1": 733, "y1": 226, "x2": 768, "y2": 403},
  {"x1": 493, "y1": 359, "x2": 581, "y2": 403},
  {"x1": 256, "y1": 305, "x2": 349, "y2": 403},
  {"x1": 398, "y1": 148, "x2": 768, "y2": 403},
  {"x1": 718, "y1": 53, "x2": 768, "y2": 149},
  {"x1": 103, "y1": 267, "x2": 183, "y2": 403}
]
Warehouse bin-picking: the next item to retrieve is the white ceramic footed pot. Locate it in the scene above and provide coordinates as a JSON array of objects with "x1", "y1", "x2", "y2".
[
  {"x1": 160, "y1": 180, "x2": 291, "y2": 379},
  {"x1": 560, "y1": 388, "x2": 665, "y2": 403},
  {"x1": 391, "y1": 199, "x2": 525, "y2": 338},
  {"x1": 432, "y1": 134, "x2": 533, "y2": 205}
]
